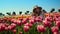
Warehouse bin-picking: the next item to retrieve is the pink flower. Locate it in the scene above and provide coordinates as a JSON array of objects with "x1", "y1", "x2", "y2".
[
  {"x1": 45, "y1": 17, "x2": 53, "y2": 22},
  {"x1": 24, "y1": 23, "x2": 33, "y2": 28},
  {"x1": 18, "y1": 18, "x2": 23, "y2": 20},
  {"x1": 23, "y1": 25, "x2": 29, "y2": 32},
  {"x1": 35, "y1": 16, "x2": 42, "y2": 22},
  {"x1": 26, "y1": 18, "x2": 29, "y2": 20},
  {"x1": 30, "y1": 16, "x2": 36, "y2": 22},
  {"x1": 4, "y1": 23, "x2": 9, "y2": 27},
  {"x1": 5, "y1": 27, "x2": 8, "y2": 31},
  {"x1": 43, "y1": 20, "x2": 51, "y2": 27},
  {"x1": 1, "y1": 24, "x2": 5, "y2": 31},
  {"x1": 54, "y1": 17, "x2": 60, "y2": 21},
  {"x1": 12, "y1": 29, "x2": 16, "y2": 34},
  {"x1": 0, "y1": 26, "x2": 2, "y2": 31},
  {"x1": 53, "y1": 17, "x2": 59, "y2": 21},
  {"x1": 22, "y1": 18, "x2": 27, "y2": 24},
  {"x1": 32, "y1": 16, "x2": 36, "y2": 18},
  {"x1": 16, "y1": 20, "x2": 22, "y2": 26},
  {"x1": 28, "y1": 23, "x2": 33, "y2": 28},
  {"x1": 3, "y1": 17, "x2": 7, "y2": 20},
  {"x1": 11, "y1": 19, "x2": 17, "y2": 24},
  {"x1": 51, "y1": 26, "x2": 59, "y2": 33},
  {"x1": 29, "y1": 19, "x2": 35, "y2": 24},
  {"x1": 19, "y1": 32, "x2": 23, "y2": 34},
  {"x1": 11, "y1": 23, "x2": 16, "y2": 27},
  {"x1": 24, "y1": 23, "x2": 29, "y2": 26},
  {"x1": 6, "y1": 18, "x2": 11, "y2": 21},
  {"x1": 8, "y1": 23, "x2": 16, "y2": 30},
  {"x1": 53, "y1": 32, "x2": 59, "y2": 34},
  {"x1": 56, "y1": 21, "x2": 60, "y2": 28},
  {"x1": 54, "y1": 13, "x2": 60, "y2": 18},
  {"x1": 37, "y1": 25, "x2": 46, "y2": 32},
  {"x1": 11, "y1": 19, "x2": 15, "y2": 22}
]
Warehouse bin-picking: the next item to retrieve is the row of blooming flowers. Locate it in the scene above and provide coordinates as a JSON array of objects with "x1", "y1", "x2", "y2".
[{"x1": 0, "y1": 12, "x2": 60, "y2": 34}]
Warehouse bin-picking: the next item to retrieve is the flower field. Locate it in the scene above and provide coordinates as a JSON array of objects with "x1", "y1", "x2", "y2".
[{"x1": 0, "y1": 12, "x2": 60, "y2": 34}]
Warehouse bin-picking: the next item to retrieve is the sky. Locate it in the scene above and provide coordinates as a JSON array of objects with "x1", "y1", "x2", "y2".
[{"x1": 0, "y1": 0, "x2": 60, "y2": 14}]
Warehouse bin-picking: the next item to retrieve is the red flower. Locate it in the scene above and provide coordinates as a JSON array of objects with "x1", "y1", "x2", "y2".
[
  {"x1": 24, "y1": 23, "x2": 32, "y2": 28},
  {"x1": 24, "y1": 23, "x2": 29, "y2": 26},
  {"x1": 53, "y1": 32, "x2": 59, "y2": 34},
  {"x1": 28, "y1": 23, "x2": 33, "y2": 28},
  {"x1": 45, "y1": 17, "x2": 53, "y2": 22},
  {"x1": 0, "y1": 23, "x2": 6, "y2": 31},
  {"x1": 35, "y1": 16, "x2": 42, "y2": 22},
  {"x1": 22, "y1": 18, "x2": 27, "y2": 24},
  {"x1": 12, "y1": 29, "x2": 16, "y2": 34},
  {"x1": 56, "y1": 21, "x2": 60, "y2": 28},
  {"x1": 16, "y1": 20, "x2": 22, "y2": 26},
  {"x1": 37, "y1": 25, "x2": 46, "y2": 32},
  {"x1": 23, "y1": 25, "x2": 29, "y2": 32},
  {"x1": 8, "y1": 23, "x2": 16, "y2": 30},
  {"x1": 53, "y1": 17, "x2": 59, "y2": 21},
  {"x1": 11, "y1": 23, "x2": 16, "y2": 27},
  {"x1": 0, "y1": 26, "x2": 2, "y2": 31},
  {"x1": 54, "y1": 17, "x2": 60, "y2": 21},
  {"x1": 4, "y1": 23, "x2": 9, "y2": 27},
  {"x1": 43, "y1": 20, "x2": 51, "y2": 27},
  {"x1": 5, "y1": 27, "x2": 8, "y2": 31},
  {"x1": 54, "y1": 13, "x2": 60, "y2": 18},
  {"x1": 11, "y1": 19, "x2": 17, "y2": 24},
  {"x1": 3, "y1": 17, "x2": 7, "y2": 20},
  {"x1": 51, "y1": 26, "x2": 59, "y2": 33},
  {"x1": 1, "y1": 24, "x2": 5, "y2": 31},
  {"x1": 32, "y1": 16, "x2": 36, "y2": 18},
  {"x1": 29, "y1": 19, "x2": 35, "y2": 24},
  {"x1": 18, "y1": 18, "x2": 23, "y2": 20},
  {"x1": 19, "y1": 32, "x2": 23, "y2": 34}
]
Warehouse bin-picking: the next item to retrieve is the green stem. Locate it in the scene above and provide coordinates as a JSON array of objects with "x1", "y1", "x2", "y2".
[
  {"x1": 17, "y1": 26, "x2": 20, "y2": 34},
  {"x1": 33, "y1": 24, "x2": 36, "y2": 34},
  {"x1": 5, "y1": 31, "x2": 7, "y2": 34},
  {"x1": 34, "y1": 26, "x2": 35, "y2": 34},
  {"x1": 24, "y1": 32, "x2": 29, "y2": 34},
  {"x1": 41, "y1": 32, "x2": 43, "y2": 34},
  {"x1": 0, "y1": 32, "x2": 1, "y2": 34},
  {"x1": 9, "y1": 31, "x2": 11, "y2": 34},
  {"x1": 27, "y1": 32, "x2": 29, "y2": 34},
  {"x1": 48, "y1": 28, "x2": 49, "y2": 34}
]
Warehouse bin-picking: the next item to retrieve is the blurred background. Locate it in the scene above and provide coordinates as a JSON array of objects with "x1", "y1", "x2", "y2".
[{"x1": 0, "y1": 0, "x2": 60, "y2": 15}]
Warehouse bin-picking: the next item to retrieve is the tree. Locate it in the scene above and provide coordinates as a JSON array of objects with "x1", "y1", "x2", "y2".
[
  {"x1": 2, "y1": 14, "x2": 5, "y2": 16},
  {"x1": 12, "y1": 11, "x2": 16, "y2": 15},
  {"x1": 6, "y1": 12, "x2": 11, "y2": 15},
  {"x1": 58, "y1": 9, "x2": 60, "y2": 12},
  {"x1": 25, "y1": 11, "x2": 30, "y2": 15},
  {"x1": 26, "y1": 11, "x2": 29, "y2": 13},
  {"x1": 50, "y1": 8, "x2": 55, "y2": 13},
  {"x1": 0, "y1": 13, "x2": 5, "y2": 16},
  {"x1": 19, "y1": 11, "x2": 22, "y2": 15},
  {"x1": 25, "y1": 12, "x2": 27, "y2": 15},
  {"x1": 0, "y1": 13, "x2": 3, "y2": 16},
  {"x1": 42, "y1": 9, "x2": 47, "y2": 13}
]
